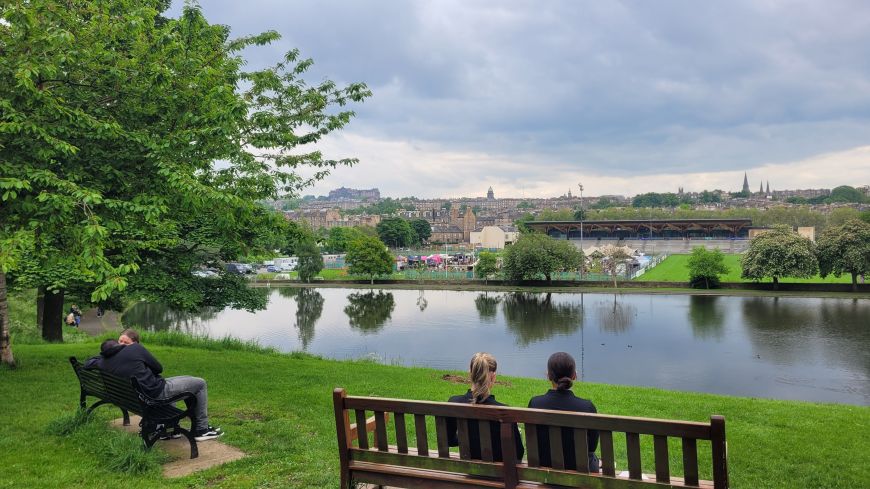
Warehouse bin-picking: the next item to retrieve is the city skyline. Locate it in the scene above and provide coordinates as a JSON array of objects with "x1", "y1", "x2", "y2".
[{"x1": 169, "y1": 1, "x2": 870, "y2": 198}]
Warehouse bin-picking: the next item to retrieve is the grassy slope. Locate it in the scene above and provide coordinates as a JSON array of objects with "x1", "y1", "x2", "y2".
[
  {"x1": 1, "y1": 342, "x2": 867, "y2": 489},
  {"x1": 636, "y1": 254, "x2": 854, "y2": 283}
]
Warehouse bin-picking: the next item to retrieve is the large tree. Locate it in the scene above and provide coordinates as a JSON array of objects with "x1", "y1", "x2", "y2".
[
  {"x1": 502, "y1": 234, "x2": 582, "y2": 282},
  {"x1": 816, "y1": 219, "x2": 870, "y2": 292},
  {"x1": 295, "y1": 239, "x2": 324, "y2": 283},
  {"x1": 409, "y1": 219, "x2": 432, "y2": 244},
  {"x1": 0, "y1": 1, "x2": 370, "y2": 346},
  {"x1": 376, "y1": 217, "x2": 416, "y2": 248},
  {"x1": 741, "y1": 226, "x2": 818, "y2": 290},
  {"x1": 346, "y1": 236, "x2": 394, "y2": 284},
  {"x1": 687, "y1": 246, "x2": 729, "y2": 289},
  {"x1": 474, "y1": 251, "x2": 498, "y2": 284}
]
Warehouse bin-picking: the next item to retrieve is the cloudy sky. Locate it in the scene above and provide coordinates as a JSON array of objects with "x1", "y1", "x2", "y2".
[{"x1": 170, "y1": 1, "x2": 870, "y2": 198}]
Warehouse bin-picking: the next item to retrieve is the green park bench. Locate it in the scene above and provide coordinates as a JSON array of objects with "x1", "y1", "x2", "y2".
[
  {"x1": 69, "y1": 356, "x2": 200, "y2": 459},
  {"x1": 333, "y1": 388, "x2": 728, "y2": 488}
]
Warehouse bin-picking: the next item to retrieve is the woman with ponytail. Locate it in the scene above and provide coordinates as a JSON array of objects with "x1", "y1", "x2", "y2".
[
  {"x1": 528, "y1": 352, "x2": 599, "y2": 471},
  {"x1": 447, "y1": 352, "x2": 524, "y2": 461}
]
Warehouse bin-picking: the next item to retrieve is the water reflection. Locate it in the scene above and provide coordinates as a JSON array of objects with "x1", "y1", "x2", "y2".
[
  {"x1": 687, "y1": 296, "x2": 725, "y2": 340},
  {"x1": 502, "y1": 293, "x2": 583, "y2": 346},
  {"x1": 474, "y1": 293, "x2": 501, "y2": 322},
  {"x1": 278, "y1": 287, "x2": 324, "y2": 349},
  {"x1": 344, "y1": 291, "x2": 396, "y2": 334},
  {"x1": 123, "y1": 302, "x2": 219, "y2": 335},
  {"x1": 416, "y1": 290, "x2": 428, "y2": 312},
  {"x1": 596, "y1": 295, "x2": 636, "y2": 334}
]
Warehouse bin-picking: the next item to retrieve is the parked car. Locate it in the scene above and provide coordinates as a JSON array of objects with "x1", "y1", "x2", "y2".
[
  {"x1": 226, "y1": 263, "x2": 253, "y2": 275},
  {"x1": 192, "y1": 269, "x2": 219, "y2": 278},
  {"x1": 266, "y1": 265, "x2": 279, "y2": 273}
]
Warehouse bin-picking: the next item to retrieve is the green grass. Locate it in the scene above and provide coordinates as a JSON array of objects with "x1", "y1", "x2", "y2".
[
  {"x1": 1, "y1": 342, "x2": 866, "y2": 488},
  {"x1": 636, "y1": 254, "x2": 854, "y2": 283}
]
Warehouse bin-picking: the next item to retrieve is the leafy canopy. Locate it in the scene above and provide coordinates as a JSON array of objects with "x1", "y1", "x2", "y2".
[
  {"x1": 687, "y1": 246, "x2": 729, "y2": 289},
  {"x1": 816, "y1": 219, "x2": 870, "y2": 287},
  {"x1": 502, "y1": 234, "x2": 582, "y2": 281},
  {"x1": 741, "y1": 226, "x2": 818, "y2": 283},
  {"x1": 346, "y1": 236, "x2": 393, "y2": 283}
]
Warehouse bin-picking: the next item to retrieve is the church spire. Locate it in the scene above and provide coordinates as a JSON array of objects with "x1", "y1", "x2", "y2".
[
  {"x1": 766, "y1": 181, "x2": 770, "y2": 195},
  {"x1": 742, "y1": 172, "x2": 750, "y2": 194}
]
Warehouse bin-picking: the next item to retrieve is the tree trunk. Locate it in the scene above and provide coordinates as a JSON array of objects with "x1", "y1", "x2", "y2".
[
  {"x1": 705, "y1": 277, "x2": 710, "y2": 289},
  {"x1": 852, "y1": 272, "x2": 858, "y2": 293},
  {"x1": 36, "y1": 286, "x2": 45, "y2": 330},
  {"x1": 772, "y1": 277, "x2": 779, "y2": 291},
  {"x1": 41, "y1": 288, "x2": 65, "y2": 342},
  {"x1": 0, "y1": 272, "x2": 16, "y2": 367}
]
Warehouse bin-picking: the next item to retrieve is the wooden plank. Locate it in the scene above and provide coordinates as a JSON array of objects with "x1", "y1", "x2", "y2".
[
  {"x1": 600, "y1": 430, "x2": 615, "y2": 477},
  {"x1": 332, "y1": 388, "x2": 351, "y2": 489},
  {"x1": 626, "y1": 432, "x2": 642, "y2": 480},
  {"x1": 351, "y1": 461, "x2": 504, "y2": 488},
  {"x1": 479, "y1": 421, "x2": 494, "y2": 462},
  {"x1": 682, "y1": 437, "x2": 699, "y2": 487},
  {"x1": 525, "y1": 423, "x2": 539, "y2": 467},
  {"x1": 344, "y1": 396, "x2": 712, "y2": 439},
  {"x1": 435, "y1": 416, "x2": 450, "y2": 458},
  {"x1": 374, "y1": 411, "x2": 388, "y2": 451},
  {"x1": 394, "y1": 412, "x2": 408, "y2": 454},
  {"x1": 458, "y1": 418, "x2": 472, "y2": 459},
  {"x1": 500, "y1": 422, "x2": 518, "y2": 489},
  {"x1": 549, "y1": 425, "x2": 565, "y2": 470},
  {"x1": 654, "y1": 434, "x2": 670, "y2": 483},
  {"x1": 517, "y1": 466, "x2": 712, "y2": 489},
  {"x1": 355, "y1": 409, "x2": 369, "y2": 449},
  {"x1": 574, "y1": 428, "x2": 589, "y2": 473},
  {"x1": 710, "y1": 416, "x2": 729, "y2": 489},
  {"x1": 350, "y1": 449, "x2": 502, "y2": 478},
  {"x1": 414, "y1": 414, "x2": 429, "y2": 456}
]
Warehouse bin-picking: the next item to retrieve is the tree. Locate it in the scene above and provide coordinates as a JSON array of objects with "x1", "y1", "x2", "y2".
[
  {"x1": 295, "y1": 240, "x2": 323, "y2": 283},
  {"x1": 343, "y1": 291, "x2": 395, "y2": 333},
  {"x1": 376, "y1": 217, "x2": 415, "y2": 248},
  {"x1": 632, "y1": 192, "x2": 680, "y2": 208},
  {"x1": 828, "y1": 185, "x2": 865, "y2": 203},
  {"x1": 0, "y1": 1, "x2": 370, "y2": 343},
  {"x1": 409, "y1": 219, "x2": 432, "y2": 244},
  {"x1": 816, "y1": 219, "x2": 870, "y2": 292},
  {"x1": 861, "y1": 210, "x2": 870, "y2": 225},
  {"x1": 687, "y1": 247, "x2": 729, "y2": 289},
  {"x1": 475, "y1": 251, "x2": 498, "y2": 284},
  {"x1": 599, "y1": 245, "x2": 632, "y2": 288},
  {"x1": 325, "y1": 226, "x2": 365, "y2": 253},
  {"x1": 502, "y1": 234, "x2": 582, "y2": 282},
  {"x1": 346, "y1": 236, "x2": 394, "y2": 284},
  {"x1": 514, "y1": 213, "x2": 536, "y2": 234},
  {"x1": 741, "y1": 226, "x2": 818, "y2": 290}
]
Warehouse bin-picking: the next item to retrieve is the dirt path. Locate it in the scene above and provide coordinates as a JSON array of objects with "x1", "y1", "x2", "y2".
[{"x1": 77, "y1": 308, "x2": 121, "y2": 336}]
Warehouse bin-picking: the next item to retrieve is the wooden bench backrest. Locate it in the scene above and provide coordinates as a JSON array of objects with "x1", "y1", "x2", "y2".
[
  {"x1": 70, "y1": 357, "x2": 143, "y2": 415},
  {"x1": 334, "y1": 388, "x2": 728, "y2": 489}
]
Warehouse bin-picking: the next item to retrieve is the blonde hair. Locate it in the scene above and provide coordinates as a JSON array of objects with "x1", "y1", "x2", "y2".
[{"x1": 469, "y1": 352, "x2": 497, "y2": 404}]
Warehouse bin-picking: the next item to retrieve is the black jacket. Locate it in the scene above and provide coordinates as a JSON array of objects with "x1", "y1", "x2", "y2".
[
  {"x1": 447, "y1": 390, "x2": 525, "y2": 461},
  {"x1": 527, "y1": 389, "x2": 599, "y2": 469},
  {"x1": 99, "y1": 343, "x2": 166, "y2": 398}
]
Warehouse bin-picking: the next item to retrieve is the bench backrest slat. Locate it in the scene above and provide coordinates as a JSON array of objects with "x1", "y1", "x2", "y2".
[{"x1": 334, "y1": 389, "x2": 728, "y2": 489}]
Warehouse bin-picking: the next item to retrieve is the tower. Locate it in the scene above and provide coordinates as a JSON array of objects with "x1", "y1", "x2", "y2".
[
  {"x1": 742, "y1": 173, "x2": 750, "y2": 194},
  {"x1": 759, "y1": 182, "x2": 764, "y2": 194},
  {"x1": 766, "y1": 181, "x2": 770, "y2": 195},
  {"x1": 487, "y1": 186, "x2": 494, "y2": 200}
]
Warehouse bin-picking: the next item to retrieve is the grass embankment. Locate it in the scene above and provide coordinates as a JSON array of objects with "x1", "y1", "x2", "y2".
[
  {"x1": 1, "y1": 339, "x2": 867, "y2": 488},
  {"x1": 636, "y1": 254, "x2": 854, "y2": 283}
]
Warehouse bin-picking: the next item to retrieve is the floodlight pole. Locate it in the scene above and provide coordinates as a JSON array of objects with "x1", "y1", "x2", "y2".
[{"x1": 578, "y1": 182, "x2": 584, "y2": 280}]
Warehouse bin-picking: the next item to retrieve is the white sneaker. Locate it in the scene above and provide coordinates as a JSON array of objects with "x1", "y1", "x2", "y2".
[{"x1": 194, "y1": 426, "x2": 224, "y2": 442}]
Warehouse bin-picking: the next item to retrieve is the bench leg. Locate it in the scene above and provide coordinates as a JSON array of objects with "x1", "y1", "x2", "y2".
[
  {"x1": 122, "y1": 409, "x2": 130, "y2": 426},
  {"x1": 85, "y1": 399, "x2": 111, "y2": 417},
  {"x1": 176, "y1": 426, "x2": 199, "y2": 459}
]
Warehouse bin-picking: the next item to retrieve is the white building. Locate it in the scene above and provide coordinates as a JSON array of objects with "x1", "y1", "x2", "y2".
[{"x1": 470, "y1": 226, "x2": 519, "y2": 249}]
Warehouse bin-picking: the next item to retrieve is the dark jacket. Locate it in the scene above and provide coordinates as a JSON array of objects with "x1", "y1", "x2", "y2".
[
  {"x1": 99, "y1": 343, "x2": 166, "y2": 398},
  {"x1": 527, "y1": 389, "x2": 599, "y2": 469},
  {"x1": 447, "y1": 390, "x2": 525, "y2": 461}
]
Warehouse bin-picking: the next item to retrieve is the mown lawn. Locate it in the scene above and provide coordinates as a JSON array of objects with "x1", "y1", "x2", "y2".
[
  {"x1": 636, "y1": 254, "x2": 854, "y2": 283},
  {"x1": 0, "y1": 340, "x2": 866, "y2": 488}
]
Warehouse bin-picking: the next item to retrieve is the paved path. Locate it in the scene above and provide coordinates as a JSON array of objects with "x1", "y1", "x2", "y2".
[
  {"x1": 111, "y1": 416, "x2": 246, "y2": 478},
  {"x1": 77, "y1": 308, "x2": 121, "y2": 336}
]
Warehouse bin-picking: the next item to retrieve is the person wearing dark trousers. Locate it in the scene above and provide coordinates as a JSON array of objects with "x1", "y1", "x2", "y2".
[
  {"x1": 102, "y1": 329, "x2": 223, "y2": 441},
  {"x1": 528, "y1": 352, "x2": 600, "y2": 471},
  {"x1": 447, "y1": 352, "x2": 524, "y2": 462}
]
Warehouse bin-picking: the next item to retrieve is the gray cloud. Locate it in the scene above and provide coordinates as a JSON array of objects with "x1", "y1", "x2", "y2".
[{"x1": 171, "y1": 0, "x2": 870, "y2": 195}]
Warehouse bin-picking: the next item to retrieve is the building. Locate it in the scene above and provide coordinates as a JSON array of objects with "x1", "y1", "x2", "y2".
[
  {"x1": 487, "y1": 187, "x2": 495, "y2": 200},
  {"x1": 430, "y1": 224, "x2": 464, "y2": 244},
  {"x1": 470, "y1": 226, "x2": 519, "y2": 249},
  {"x1": 327, "y1": 187, "x2": 380, "y2": 201},
  {"x1": 529, "y1": 218, "x2": 754, "y2": 239}
]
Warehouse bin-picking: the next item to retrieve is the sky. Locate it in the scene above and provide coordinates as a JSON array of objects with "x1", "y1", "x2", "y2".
[{"x1": 169, "y1": 1, "x2": 870, "y2": 198}]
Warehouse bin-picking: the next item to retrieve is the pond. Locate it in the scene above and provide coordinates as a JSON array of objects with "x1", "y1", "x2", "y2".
[{"x1": 122, "y1": 287, "x2": 870, "y2": 406}]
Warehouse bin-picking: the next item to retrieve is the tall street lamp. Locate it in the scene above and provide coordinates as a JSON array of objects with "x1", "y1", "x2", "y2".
[{"x1": 578, "y1": 182, "x2": 584, "y2": 280}]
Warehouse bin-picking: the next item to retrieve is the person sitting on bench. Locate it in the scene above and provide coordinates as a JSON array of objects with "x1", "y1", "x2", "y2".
[
  {"x1": 102, "y1": 328, "x2": 223, "y2": 441},
  {"x1": 528, "y1": 352, "x2": 599, "y2": 471},
  {"x1": 447, "y1": 352, "x2": 524, "y2": 461}
]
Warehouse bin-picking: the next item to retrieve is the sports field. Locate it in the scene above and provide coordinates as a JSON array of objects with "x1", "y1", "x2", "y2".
[{"x1": 635, "y1": 254, "x2": 854, "y2": 283}]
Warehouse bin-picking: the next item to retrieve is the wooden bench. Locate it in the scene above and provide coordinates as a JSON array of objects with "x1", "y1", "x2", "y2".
[
  {"x1": 334, "y1": 388, "x2": 728, "y2": 488},
  {"x1": 69, "y1": 356, "x2": 200, "y2": 459}
]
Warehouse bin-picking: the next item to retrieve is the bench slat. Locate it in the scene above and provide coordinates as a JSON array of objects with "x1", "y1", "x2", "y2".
[
  {"x1": 654, "y1": 434, "x2": 670, "y2": 483},
  {"x1": 479, "y1": 420, "x2": 494, "y2": 462},
  {"x1": 355, "y1": 409, "x2": 369, "y2": 449},
  {"x1": 517, "y1": 466, "x2": 715, "y2": 489},
  {"x1": 395, "y1": 412, "x2": 408, "y2": 454},
  {"x1": 627, "y1": 432, "x2": 642, "y2": 480},
  {"x1": 374, "y1": 411, "x2": 388, "y2": 451},
  {"x1": 458, "y1": 418, "x2": 472, "y2": 459},
  {"x1": 574, "y1": 428, "x2": 589, "y2": 473},
  {"x1": 549, "y1": 425, "x2": 565, "y2": 470},
  {"x1": 600, "y1": 430, "x2": 615, "y2": 476},
  {"x1": 525, "y1": 423, "x2": 539, "y2": 467},
  {"x1": 435, "y1": 416, "x2": 450, "y2": 458},
  {"x1": 414, "y1": 414, "x2": 429, "y2": 456},
  {"x1": 682, "y1": 438, "x2": 699, "y2": 486}
]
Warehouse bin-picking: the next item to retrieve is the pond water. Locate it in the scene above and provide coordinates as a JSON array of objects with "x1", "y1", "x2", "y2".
[{"x1": 122, "y1": 287, "x2": 870, "y2": 406}]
